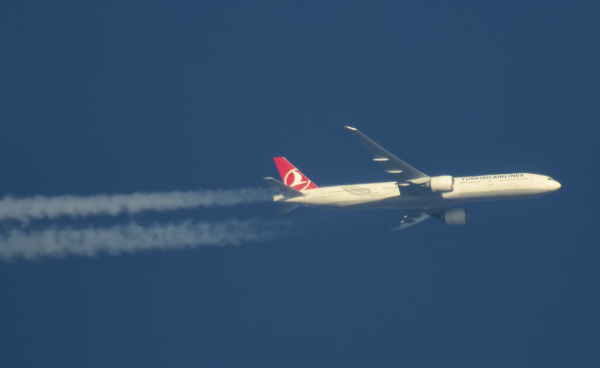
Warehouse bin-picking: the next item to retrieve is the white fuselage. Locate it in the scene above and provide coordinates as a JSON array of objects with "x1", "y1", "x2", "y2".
[{"x1": 275, "y1": 173, "x2": 561, "y2": 210}]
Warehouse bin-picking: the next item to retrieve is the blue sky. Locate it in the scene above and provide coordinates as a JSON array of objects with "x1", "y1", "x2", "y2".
[{"x1": 1, "y1": 1, "x2": 599, "y2": 367}]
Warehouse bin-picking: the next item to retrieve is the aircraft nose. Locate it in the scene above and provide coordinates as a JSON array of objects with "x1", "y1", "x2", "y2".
[{"x1": 548, "y1": 180, "x2": 561, "y2": 191}]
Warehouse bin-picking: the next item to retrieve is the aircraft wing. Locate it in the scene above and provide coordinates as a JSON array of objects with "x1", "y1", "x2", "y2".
[
  {"x1": 391, "y1": 207, "x2": 446, "y2": 231},
  {"x1": 391, "y1": 210, "x2": 431, "y2": 231},
  {"x1": 345, "y1": 127, "x2": 429, "y2": 183}
]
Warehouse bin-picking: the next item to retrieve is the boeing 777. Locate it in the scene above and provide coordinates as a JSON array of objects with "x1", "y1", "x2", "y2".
[{"x1": 263, "y1": 127, "x2": 561, "y2": 230}]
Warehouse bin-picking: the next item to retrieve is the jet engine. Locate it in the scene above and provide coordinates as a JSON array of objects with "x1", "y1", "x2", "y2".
[
  {"x1": 425, "y1": 175, "x2": 454, "y2": 192},
  {"x1": 440, "y1": 208, "x2": 468, "y2": 225}
]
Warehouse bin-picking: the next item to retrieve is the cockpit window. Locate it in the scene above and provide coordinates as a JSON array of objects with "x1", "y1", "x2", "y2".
[{"x1": 547, "y1": 177, "x2": 553, "y2": 180}]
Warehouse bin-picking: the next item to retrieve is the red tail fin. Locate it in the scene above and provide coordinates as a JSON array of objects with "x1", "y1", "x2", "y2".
[{"x1": 274, "y1": 157, "x2": 318, "y2": 191}]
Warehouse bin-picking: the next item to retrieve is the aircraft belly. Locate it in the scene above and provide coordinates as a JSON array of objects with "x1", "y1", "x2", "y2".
[
  {"x1": 453, "y1": 184, "x2": 547, "y2": 201},
  {"x1": 338, "y1": 194, "x2": 399, "y2": 208},
  {"x1": 331, "y1": 196, "x2": 451, "y2": 210},
  {"x1": 515, "y1": 188, "x2": 550, "y2": 198}
]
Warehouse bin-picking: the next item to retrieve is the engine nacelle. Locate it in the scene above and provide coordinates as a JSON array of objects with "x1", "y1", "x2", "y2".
[
  {"x1": 428, "y1": 175, "x2": 454, "y2": 192},
  {"x1": 441, "y1": 208, "x2": 468, "y2": 225}
]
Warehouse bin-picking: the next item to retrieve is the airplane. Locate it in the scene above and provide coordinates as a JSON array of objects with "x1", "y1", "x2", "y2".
[{"x1": 263, "y1": 127, "x2": 561, "y2": 230}]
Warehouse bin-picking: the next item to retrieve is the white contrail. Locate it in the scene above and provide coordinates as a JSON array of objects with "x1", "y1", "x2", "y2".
[
  {"x1": 0, "y1": 188, "x2": 273, "y2": 222},
  {"x1": 0, "y1": 218, "x2": 290, "y2": 262}
]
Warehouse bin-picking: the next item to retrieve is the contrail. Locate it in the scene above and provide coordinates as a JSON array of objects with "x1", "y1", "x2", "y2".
[
  {"x1": 0, "y1": 218, "x2": 291, "y2": 262},
  {"x1": 0, "y1": 188, "x2": 273, "y2": 222}
]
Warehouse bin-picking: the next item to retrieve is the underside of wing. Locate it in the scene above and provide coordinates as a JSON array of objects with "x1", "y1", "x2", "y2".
[
  {"x1": 391, "y1": 210, "x2": 431, "y2": 231},
  {"x1": 345, "y1": 126, "x2": 429, "y2": 183},
  {"x1": 391, "y1": 207, "x2": 447, "y2": 231}
]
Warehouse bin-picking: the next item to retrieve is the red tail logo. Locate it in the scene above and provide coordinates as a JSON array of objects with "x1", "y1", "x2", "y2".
[{"x1": 274, "y1": 157, "x2": 318, "y2": 191}]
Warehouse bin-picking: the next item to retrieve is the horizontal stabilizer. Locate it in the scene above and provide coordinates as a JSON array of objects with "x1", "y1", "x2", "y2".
[
  {"x1": 280, "y1": 203, "x2": 300, "y2": 214},
  {"x1": 263, "y1": 177, "x2": 305, "y2": 198}
]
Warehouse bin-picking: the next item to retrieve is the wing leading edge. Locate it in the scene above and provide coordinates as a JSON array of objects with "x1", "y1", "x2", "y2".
[
  {"x1": 345, "y1": 126, "x2": 428, "y2": 183},
  {"x1": 345, "y1": 127, "x2": 442, "y2": 230}
]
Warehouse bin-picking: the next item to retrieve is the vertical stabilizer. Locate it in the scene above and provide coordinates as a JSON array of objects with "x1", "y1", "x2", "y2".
[{"x1": 273, "y1": 157, "x2": 318, "y2": 191}]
